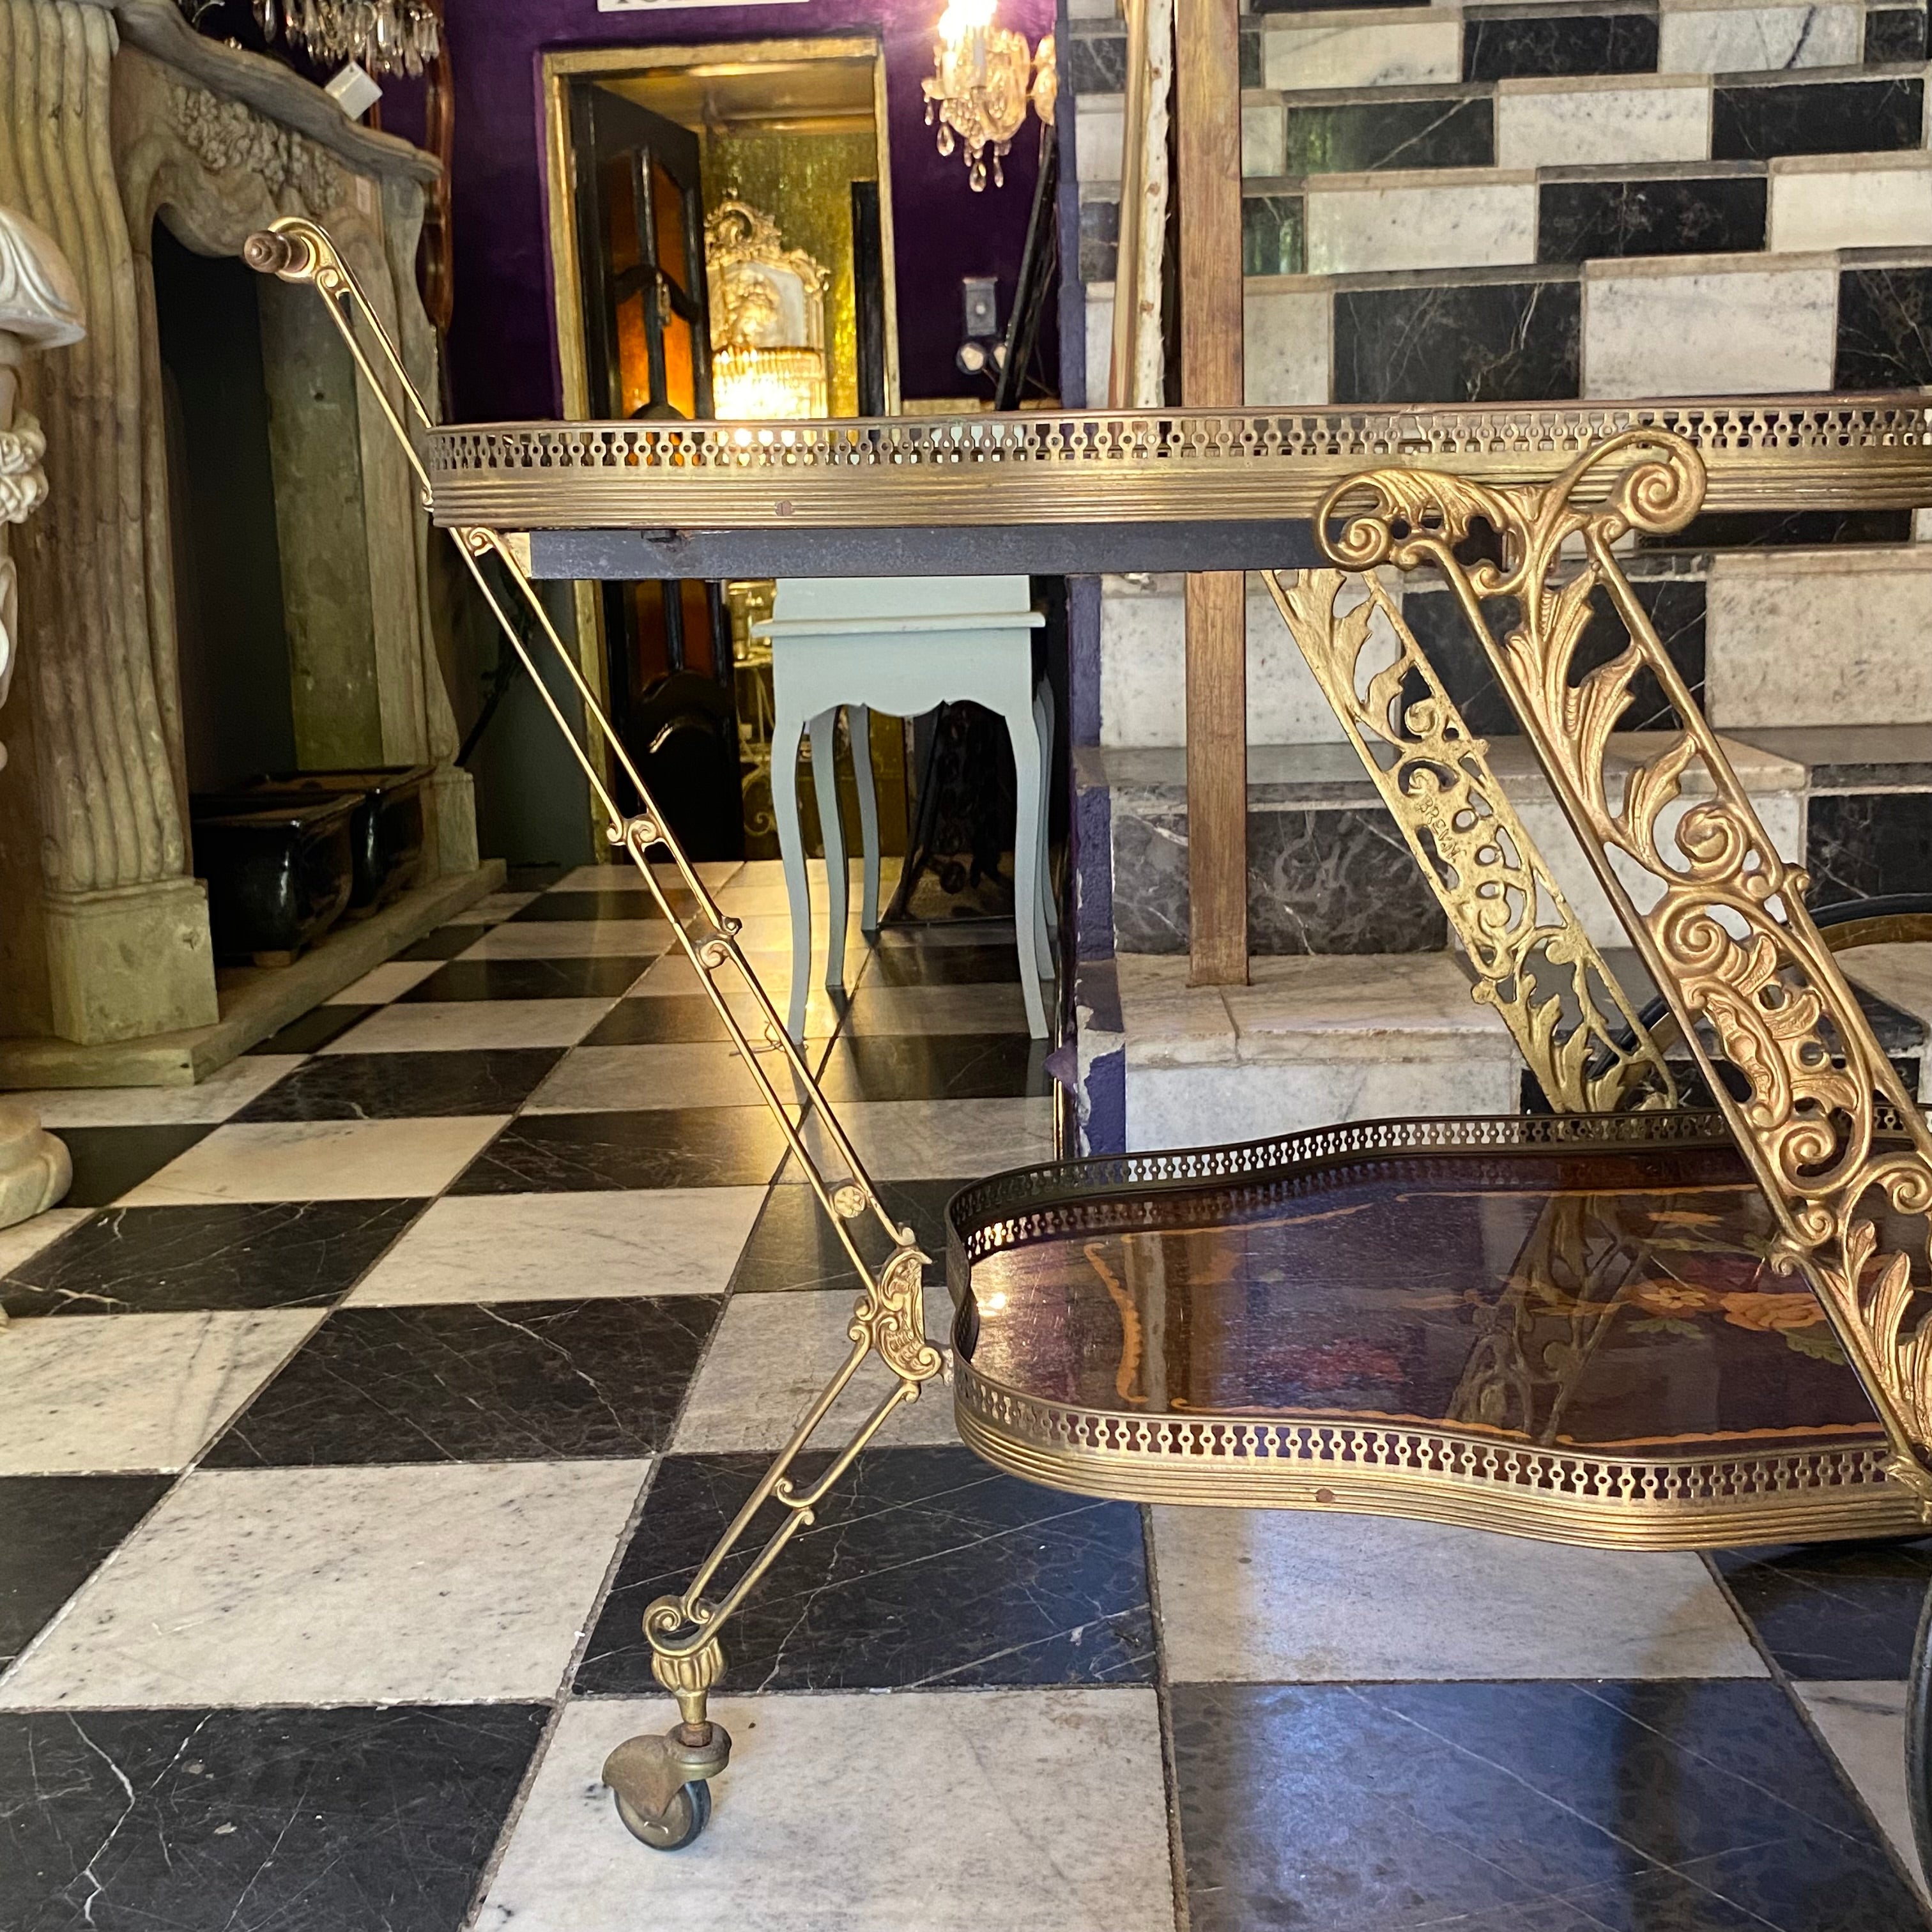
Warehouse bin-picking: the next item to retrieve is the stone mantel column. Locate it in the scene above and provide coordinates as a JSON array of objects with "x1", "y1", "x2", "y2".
[{"x1": 0, "y1": 203, "x2": 82, "y2": 1231}]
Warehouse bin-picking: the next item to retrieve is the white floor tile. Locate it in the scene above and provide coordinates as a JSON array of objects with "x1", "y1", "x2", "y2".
[
  {"x1": 1149, "y1": 1508, "x2": 1767, "y2": 1682},
  {"x1": 1797, "y1": 1682, "x2": 1929, "y2": 1897},
  {"x1": 474, "y1": 1688, "x2": 1173, "y2": 1932},
  {"x1": 797, "y1": 1098, "x2": 1054, "y2": 1181},
  {"x1": 459, "y1": 921, "x2": 670, "y2": 960},
  {"x1": 326, "y1": 960, "x2": 445, "y2": 1004},
  {"x1": 845, "y1": 984, "x2": 1036, "y2": 1034},
  {"x1": 345, "y1": 1188, "x2": 764, "y2": 1303},
  {"x1": 670, "y1": 1289, "x2": 957, "y2": 1452},
  {"x1": 119, "y1": 1117, "x2": 507, "y2": 1204},
  {"x1": 625, "y1": 947, "x2": 808, "y2": 997},
  {"x1": 10, "y1": 1058, "x2": 305, "y2": 1126},
  {"x1": 0, "y1": 1460, "x2": 649, "y2": 1707},
  {"x1": 0, "y1": 1310, "x2": 319, "y2": 1474},
  {"x1": 320, "y1": 998, "x2": 617, "y2": 1053},
  {"x1": 445, "y1": 891, "x2": 542, "y2": 922},
  {"x1": 526, "y1": 1044, "x2": 790, "y2": 1114},
  {"x1": 0, "y1": 1206, "x2": 91, "y2": 1273}
]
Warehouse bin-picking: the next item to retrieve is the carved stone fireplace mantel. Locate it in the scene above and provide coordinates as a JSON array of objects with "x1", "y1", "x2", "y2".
[{"x1": 0, "y1": 0, "x2": 479, "y2": 1064}]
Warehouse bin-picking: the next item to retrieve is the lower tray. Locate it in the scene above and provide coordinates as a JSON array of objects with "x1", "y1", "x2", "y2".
[{"x1": 946, "y1": 1113, "x2": 1928, "y2": 1549}]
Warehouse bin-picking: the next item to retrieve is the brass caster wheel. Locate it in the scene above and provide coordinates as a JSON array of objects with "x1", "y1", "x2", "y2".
[{"x1": 613, "y1": 1778, "x2": 712, "y2": 1851}]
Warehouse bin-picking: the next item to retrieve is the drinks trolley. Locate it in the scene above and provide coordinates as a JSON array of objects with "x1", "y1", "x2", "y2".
[{"x1": 245, "y1": 216, "x2": 1932, "y2": 1862}]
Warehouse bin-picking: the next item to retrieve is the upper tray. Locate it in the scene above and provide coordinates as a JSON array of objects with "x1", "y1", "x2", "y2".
[{"x1": 424, "y1": 395, "x2": 1932, "y2": 532}]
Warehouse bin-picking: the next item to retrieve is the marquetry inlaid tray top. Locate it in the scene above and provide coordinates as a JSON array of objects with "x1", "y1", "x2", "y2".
[
  {"x1": 422, "y1": 394, "x2": 1932, "y2": 531},
  {"x1": 944, "y1": 1116, "x2": 1928, "y2": 1549}
]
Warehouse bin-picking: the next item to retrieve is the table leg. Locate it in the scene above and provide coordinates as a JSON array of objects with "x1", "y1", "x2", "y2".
[
  {"x1": 1006, "y1": 693, "x2": 1050, "y2": 1039},
  {"x1": 811, "y1": 709, "x2": 850, "y2": 992},
  {"x1": 772, "y1": 702, "x2": 815, "y2": 1042},
  {"x1": 851, "y1": 703, "x2": 882, "y2": 934}
]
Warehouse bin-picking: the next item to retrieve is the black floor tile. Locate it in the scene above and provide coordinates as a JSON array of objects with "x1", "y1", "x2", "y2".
[
  {"x1": 514, "y1": 890, "x2": 668, "y2": 923},
  {"x1": 728, "y1": 1177, "x2": 962, "y2": 1291},
  {"x1": 200, "y1": 1297, "x2": 721, "y2": 1466},
  {"x1": 1712, "y1": 1538, "x2": 1932, "y2": 1678},
  {"x1": 394, "y1": 922, "x2": 489, "y2": 960},
  {"x1": 244, "y1": 1003, "x2": 376, "y2": 1055},
  {"x1": 864, "y1": 944, "x2": 1023, "y2": 986},
  {"x1": 400, "y1": 956, "x2": 652, "y2": 1002},
  {"x1": 583, "y1": 995, "x2": 735, "y2": 1045},
  {"x1": 577, "y1": 1445, "x2": 1153, "y2": 1694},
  {"x1": 0, "y1": 1703, "x2": 547, "y2": 1932},
  {"x1": 815, "y1": 1032, "x2": 1050, "y2": 1101},
  {"x1": 233, "y1": 1048, "x2": 565, "y2": 1121},
  {"x1": 49, "y1": 1126, "x2": 216, "y2": 1208},
  {"x1": 0, "y1": 1476, "x2": 171, "y2": 1667},
  {"x1": 450, "y1": 1107, "x2": 795, "y2": 1192},
  {"x1": 502, "y1": 863, "x2": 566, "y2": 890},
  {"x1": 1169, "y1": 1680, "x2": 1928, "y2": 1932},
  {"x1": 1, "y1": 1200, "x2": 423, "y2": 1316}
]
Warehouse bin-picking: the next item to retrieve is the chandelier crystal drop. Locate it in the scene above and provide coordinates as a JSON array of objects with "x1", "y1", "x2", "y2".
[
  {"x1": 232, "y1": 1, "x2": 441, "y2": 80},
  {"x1": 923, "y1": 0, "x2": 1055, "y2": 192}
]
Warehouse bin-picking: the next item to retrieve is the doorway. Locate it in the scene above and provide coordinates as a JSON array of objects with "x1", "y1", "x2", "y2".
[{"x1": 546, "y1": 38, "x2": 904, "y2": 863}]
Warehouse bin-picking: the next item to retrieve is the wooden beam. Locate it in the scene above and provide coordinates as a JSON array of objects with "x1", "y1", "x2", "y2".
[{"x1": 1175, "y1": 0, "x2": 1248, "y2": 985}]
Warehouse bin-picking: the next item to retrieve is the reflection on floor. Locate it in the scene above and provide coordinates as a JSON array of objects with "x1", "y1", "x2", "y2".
[{"x1": 0, "y1": 859, "x2": 1927, "y2": 1930}]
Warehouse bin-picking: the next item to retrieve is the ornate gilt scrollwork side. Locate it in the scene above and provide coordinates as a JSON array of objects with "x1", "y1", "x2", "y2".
[
  {"x1": 1265, "y1": 567, "x2": 1676, "y2": 1114},
  {"x1": 1319, "y1": 431, "x2": 1932, "y2": 1499}
]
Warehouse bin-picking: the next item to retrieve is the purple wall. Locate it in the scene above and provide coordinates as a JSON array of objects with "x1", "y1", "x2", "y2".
[{"x1": 422, "y1": 0, "x2": 1055, "y2": 422}]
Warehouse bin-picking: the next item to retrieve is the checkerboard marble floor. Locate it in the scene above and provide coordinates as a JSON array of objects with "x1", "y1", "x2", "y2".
[{"x1": 4, "y1": 859, "x2": 1931, "y2": 1930}]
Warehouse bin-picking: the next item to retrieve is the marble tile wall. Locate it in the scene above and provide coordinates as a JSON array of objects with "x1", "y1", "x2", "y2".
[
  {"x1": 1333, "y1": 272, "x2": 1581, "y2": 402},
  {"x1": 1770, "y1": 158, "x2": 1932, "y2": 252},
  {"x1": 1538, "y1": 170, "x2": 1768, "y2": 261},
  {"x1": 1261, "y1": 13, "x2": 1463, "y2": 89},
  {"x1": 1462, "y1": 9, "x2": 1662, "y2": 82},
  {"x1": 1712, "y1": 75, "x2": 1924, "y2": 159},
  {"x1": 1494, "y1": 76, "x2": 1712, "y2": 170},
  {"x1": 1836, "y1": 264, "x2": 1932, "y2": 387},
  {"x1": 1658, "y1": 4, "x2": 1864, "y2": 73},
  {"x1": 1304, "y1": 172, "x2": 1537, "y2": 273}
]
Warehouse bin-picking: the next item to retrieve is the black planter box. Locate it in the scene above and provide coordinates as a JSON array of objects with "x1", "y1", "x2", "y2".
[
  {"x1": 218, "y1": 765, "x2": 433, "y2": 917},
  {"x1": 191, "y1": 793, "x2": 358, "y2": 963}
]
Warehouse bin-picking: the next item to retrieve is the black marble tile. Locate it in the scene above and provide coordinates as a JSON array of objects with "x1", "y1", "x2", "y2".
[
  {"x1": 1537, "y1": 175, "x2": 1765, "y2": 264},
  {"x1": 1713, "y1": 77, "x2": 1923, "y2": 160},
  {"x1": 1464, "y1": 11, "x2": 1659, "y2": 81},
  {"x1": 502, "y1": 863, "x2": 565, "y2": 890},
  {"x1": 1241, "y1": 23, "x2": 1262, "y2": 88},
  {"x1": 1170, "y1": 1679, "x2": 1928, "y2": 1932},
  {"x1": 1333, "y1": 277, "x2": 1581, "y2": 405},
  {"x1": 1284, "y1": 95, "x2": 1494, "y2": 174},
  {"x1": 585, "y1": 993, "x2": 735, "y2": 1043},
  {"x1": 1401, "y1": 576, "x2": 1705, "y2": 739},
  {"x1": 1639, "y1": 507, "x2": 1913, "y2": 552},
  {"x1": 727, "y1": 1176, "x2": 962, "y2": 1291},
  {"x1": 393, "y1": 922, "x2": 483, "y2": 961},
  {"x1": 864, "y1": 942, "x2": 1021, "y2": 986},
  {"x1": 1809, "y1": 792, "x2": 1932, "y2": 904},
  {"x1": 244, "y1": 1002, "x2": 377, "y2": 1055},
  {"x1": 1242, "y1": 193, "x2": 1305, "y2": 277},
  {"x1": 1836, "y1": 267, "x2": 1932, "y2": 392},
  {"x1": 1066, "y1": 27, "x2": 1124, "y2": 94},
  {"x1": 1078, "y1": 195, "x2": 1119, "y2": 282},
  {"x1": 1867, "y1": 6, "x2": 1929, "y2": 61},
  {"x1": 49, "y1": 1125, "x2": 215, "y2": 1208},
  {"x1": 0, "y1": 1476, "x2": 170, "y2": 1667},
  {"x1": 578, "y1": 1446, "x2": 1153, "y2": 1693},
  {"x1": 233, "y1": 1048, "x2": 564, "y2": 1121},
  {"x1": 448, "y1": 1106, "x2": 794, "y2": 1192},
  {"x1": 816, "y1": 1033, "x2": 1050, "y2": 1101},
  {"x1": 1, "y1": 1199, "x2": 422, "y2": 1317},
  {"x1": 510, "y1": 889, "x2": 668, "y2": 924},
  {"x1": 201, "y1": 1297, "x2": 718, "y2": 1466},
  {"x1": 1713, "y1": 1538, "x2": 1932, "y2": 1678},
  {"x1": 399, "y1": 955, "x2": 651, "y2": 1001},
  {"x1": 0, "y1": 1703, "x2": 546, "y2": 1932}
]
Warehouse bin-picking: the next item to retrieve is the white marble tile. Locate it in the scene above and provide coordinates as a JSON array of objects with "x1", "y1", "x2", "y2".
[
  {"x1": 1840, "y1": 944, "x2": 1932, "y2": 1101},
  {"x1": 1706, "y1": 550, "x2": 1932, "y2": 728},
  {"x1": 1077, "y1": 99, "x2": 1124, "y2": 182},
  {"x1": 1085, "y1": 282, "x2": 1114, "y2": 406},
  {"x1": 326, "y1": 960, "x2": 443, "y2": 1004},
  {"x1": 1772, "y1": 160, "x2": 1932, "y2": 251},
  {"x1": 1583, "y1": 259, "x2": 1836, "y2": 399},
  {"x1": 1795, "y1": 1682, "x2": 1928, "y2": 1898},
  {"x1": 526, "y1": 1043, "x2": 779, "y2": 1113},
  {"x1": 671, "y1": 1289, "x2": 958, "y2": 1452},
  {"x1": 843, "y1": 983, "x2": 1036, "y2": 1034},
  {"x1": 344, "y1": 1187, "x2": 764, "y2": 1303},
  {"x1": 1221, "y1": 952, "x2": 1516, "y2": 1061},
  {"x1": 321, "y1": 997, "x2": 618, "y2": 1053},
  {"x1": 474, "y1": 1688, "x2": 1174, "y2": 1932},
  {"x1": 0, "y1": 1460, "x2": 648, "y2": 1706},
  {"x1": 1112, "y1": 956, "x2": 1238, "y2": 1070},
  {"x1": 445, "y1": 890, "x2": 542, "y2": 923},
  {"x1": 119, "y1": 1117, "x2": 508, "y2": 1204},
  {"x1": 0, "y1": 1206, "x2": 91, "y2": 1275},
  {"x1": 1244, "y1": 281, "x2": 1331, "y2": 407},
  {"x1": 7, "y1": 1057, "x2": 305, "y2": 1127},
  {"x1": 1496, "y1": 78, "x2": 1710, "y2": 170},
  {"x1": 1242, "y1": 96, "x2": 1286, "y2": 176},
  {"x1": 797, "y1": 1098, "x2": 1055, "y2": 1181},
  {"x1": 1659, "y1": 3, "x2": 1861, "y2": 73},
  {"x1": 1263, "y1": 13, "x2": 1460, "y2": 89},
  {"x1": 459, "y1": 920, "x2": 671, "y2": 960},
  {"x1": 0, "y1": 1310, "x2": 319, "y2": 1475},
  {"x1": 1306, "y1": 175, "x2": 1536, "y2": 275},
  {"x1": 1151, "y1": 1509, "x2": 1767, "y2": 1682}
]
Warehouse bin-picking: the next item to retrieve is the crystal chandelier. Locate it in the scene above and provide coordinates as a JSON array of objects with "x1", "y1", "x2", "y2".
[
  {"x1": 247, "y1": 1, "x2": 441, "y2": 79},
  {"x1": 923, "y1": 0, "x2": 1056, "y2": 192}
]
